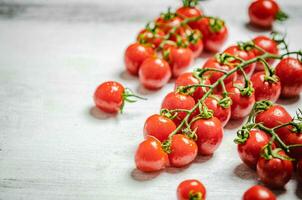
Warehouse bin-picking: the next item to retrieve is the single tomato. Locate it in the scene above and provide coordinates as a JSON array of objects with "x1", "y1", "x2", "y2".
[
  {"x1": 243, "y1": 185, "x2": 276, "y2": 200},
  {"x1": 137, "y1": 27, "x2": 165, "y2": 48},
  {"x1": 177, "y1": 179, "x2": 206, "y2": 200}
]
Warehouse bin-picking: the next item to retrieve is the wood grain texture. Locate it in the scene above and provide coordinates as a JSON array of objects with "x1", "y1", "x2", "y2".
[{"x1": 0, "y1": 0, "x2": 301, "y2": 199}]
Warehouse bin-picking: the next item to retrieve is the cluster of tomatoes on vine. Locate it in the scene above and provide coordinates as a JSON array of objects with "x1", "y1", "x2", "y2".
[{"x1": 124, "y1": 0, "x2": 228, "y2": 90}]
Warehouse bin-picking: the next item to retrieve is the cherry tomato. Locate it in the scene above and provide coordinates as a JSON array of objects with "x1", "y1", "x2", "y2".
[
  {"x1": 223, "y1": 45, "x2": 256, "y2": 78},
  {"x1": 281, "y1": 128, "x2": 302, "y2": 160},
  {"x1": 156, "y1": 14, "x2": 183, "y2": 33},
  {"x1": 124, "y1": 42, "x2": 154, "y2": 75},
  {"x1": 161, "y1": 92, "x2": 196, "y2": 126},
  {"x1": 135, "y1": 136, "x2": 169, "y2": 172},
  {"x1": 238, "y1": 129, "x2": 270, "y2": 169},
  {"x1": 243, "y1": 185, "x2": 276, "y2": 200},
  {"x1": 192, "y1": 17, "x2": 228, "y2": 52},
  {"x1": 143, "y1": 114, "x2": 176, "y2": 142},
  {"x1": 275, "y1": 57, "x2": 302, "y2": 98},
  {"x1": 168, "y1": 46, "x2": 194, "y2": 78},
  {"x1": 248, "y1": 0, "x2": 280, "y2": 28},
  {"x1": 168, "y1": 134, "x2": 198, "y2": 167},
  {"x1": 257, "y1": 150, "x2": 293, "y2": 188},
  {"x1": 176, "y1": 4, "x2": 203, "y2": 28},
  {"x1": 174, "y1": 72, "x2": 211, "y2": 102},
  {"x1": 251, "y1": 71, "x2": 281, "y2": 102},
  {"x1": 177, "y1": 179, "x2": 206, "y2": 200},
  {"x1": 226, "y1": 80, "x2": 255, "y2": 120},
  {"x1": 202, "y1": 57, "x2": 237, "y2": 87},
  {"x1": 252, "y1": 36, "x2": 279, "y2": 71},
  {"x1": 191, "y1": 116, "x2": 223, "y2": 155},
  {"x1": 298, "y1": 160, "x2": 302, "y2": 182},
  {"x1": 204, "y1": 95, "x2": 231, "y2": 127},
  {"x1": 139, "y1": 57, "x2": 171, "y2": 90},
  {"x1": 255, "y1": 104, "x2": 292, "y2": 139},
  {"x1": 187, "y1": 30, "x2": 204, "y2": 58},
  {"x1": 94, "y1": 81, "x2": 125, "y2": 113},
  {"x1": 137, "y1": 27, "x2": 165, "y2": 48}
]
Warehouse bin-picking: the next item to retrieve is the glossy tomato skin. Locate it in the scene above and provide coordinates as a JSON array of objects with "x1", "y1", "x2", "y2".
[
  {"x1": 177, "y1": 179, "x2": 206, "y2": 200},
  {"x1": 281, "y1": 129, "x2": 302, "y2": 160},
  {"x1": 189, "y1": 37, "x2": 204, "y2": 58},
  {"x1": 169, "y1": 47, "x2": 194, "y2": 78},
  {"x1": 135, "y1": 136, "x2": 169, "y2": 172},
  {"x1": 226, "y1": 80, "x2": 255, "y2": 120},
  {"x1": 169, "y1": 134, "x2": 198, "y2": 167},
  {"x1": 156, "y1": 16, "x2": 183, "y2": 33},
  {"x1": 192, "y1": 17, "x2": 228, "y2": 52},
  {"x1": 161, "y1": 92, "x2": 196, "y2": 126},
  {"x1": 204, "y1": 95, "x2": 231, "y2": 127},
  {"x1": 255, "y1": 105, "x2": 292, "y2": 139},
  {"x1": 94, "y1": 81, "x2": 124, "y2": 113},
  {"x1": 139, "y1": 57, "x2": 171, "y2": 90},
  {"x1": 252, "y1": 36, "x2": 279, "y2": 71},
  {"x1": 223, "y1": 45, "x2": 256, "y2": 78},
  {"x1": 275, "y1": 57, "x2": 302, "y2": 98},
  {"x1": 144, "y1": 114, "x2": 176, "y2": 142},
  {"x1": 243, "y1": 185, "x2": 276, "y2": 200},
  {"x1": 257, "y1": 151, "x2": 293, "y2": 188},
  {"x1": 174, "y1": 72, "x2": 211, "y2": 102},
  {"x1": 298, "y1": 160, "x2": 302, "y2": 182},
  {"x1": 176, "y1": 6, "x2": 203, "y2": 28},
  {"x1": 248, "y1": 0, "x2": 280, "y2": 28},
  {"x1": 238, "y1": 129, "x2": 270, "y2": 169},
  {"x1": 124, "y1": 42, "x2": 154, "y2": 75},
  {"x1": 251, "y1": 71, "x2": 281, "y2": 102},
  {"x1": 191, "y1": 117, "x2": 223, "y2": 155},
  {"x1": 202, "y1": 57, "x2": 237, "y2": 87},
  {"x1": 137, "y1": 28, "x2": 165, "y2": 48}
]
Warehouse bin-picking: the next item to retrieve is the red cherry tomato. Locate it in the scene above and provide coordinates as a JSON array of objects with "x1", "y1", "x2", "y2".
[
  {"x1": 202, "y1": 57, "x2": 237, "y2": 87},
  {"x1": 251, "y1": 71, "x2": 281, "y2": 102},
  {"x1": 281, "y1": 128, "x2": 302, "y2": 160},
  {"x1": 252, "y1": 36, "x2": 279, "y2": 71},
  {"x1": 177, "y1": 179, "x2": 206, "y2": 200},
  {"x1": 204, "y1": 95, "x2": 231, "y2": 127},
  {"x1": 135, "y1": 136, "x2": 169, "y2": 172},
  {"x1": 168, "y1": 46, "x2": 194, "y2": 78},
  {"x1": 187, "y1": 30, "x2": 204, "y2": 58},
  {"x1": 94, "y1": 81, "x2": 125, "y2": 113},
  {"x1": 223, "y1": 45, "x2": 256, "y2": 78},
  {"x1": 275, "y1": 57, "x2": 302, "y2": 98},
  {"x1": 255, "y1": 104, "x2": 292, "y2": 139},
  {"x1": 226, "y1": 80, "x2": 255, "y2": 120},
  {"x1": 156, "y1": 15, "x2": 183, "y2": 33},
  {"x1": 174, "y1": 72, "x2": 211, "y2": 102},
  {"x1": 139, "y1": 57, "x2": 171, "y2": 90},
  {"x1": 248, "y1": 0, "x2": 280, "y2": 28},
  {"x1": 298, "y1": 160, "x2": 302, "y2": 182},
  {"x1": 238, "y1": 129, "x2": 270, "y2": 169},
  {"x1": 168, "y1": 134, "x2": 198, "y2": 167},
  {"x1": 192, "y1": 17, "x2": 228, "y2": 52},
  {"x1": 161, "y1": 92, "x2": 196, "y2": 126},
  {"x1": 257, "y1": 150, "x2": 293, "y2": 188},
  {"x1": 143, "y1": 114, "x2": 176, "y2": 142},
  {"x1": 176, "y1": 5, "x2": 203, "y2": 28},
  {"x1": 137, "y1": 28, "x2": 165, "y2": 48},
  {"x1": 124, "y1": 42, "x2": 154, "y2": 75},
  {"x1": 191, "y1": 116, "x2": 223, "y2": 155},
  {"x1": 243, "y1": 185, "x2": 276, "y2": 200}
]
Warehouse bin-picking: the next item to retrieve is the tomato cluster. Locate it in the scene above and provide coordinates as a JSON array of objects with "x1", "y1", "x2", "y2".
[{"x1": 124, "y1": 0, "x2": 228, "y2": 90}]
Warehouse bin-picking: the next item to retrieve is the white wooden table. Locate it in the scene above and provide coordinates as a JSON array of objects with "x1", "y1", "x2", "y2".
[{"x1": 0, "y1": 0, "x2": 301, "y2": 199}]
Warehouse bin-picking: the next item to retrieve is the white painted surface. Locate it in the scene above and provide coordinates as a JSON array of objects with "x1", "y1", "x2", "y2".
[{"x1": 0, "y1": 0, "x2": 301, "y2": 199}]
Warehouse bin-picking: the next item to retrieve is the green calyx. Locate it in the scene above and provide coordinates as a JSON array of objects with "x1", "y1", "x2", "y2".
[
  {"x1": 233, "y1": 81, "x2": 254, "y2": 97},
  {"x1": 237, "y1": 41, "x2": 255, "y2": 51},
  {"x1": 209, "y1": 17, "x2": 225, "y2": 33},
  {"x1": 291, "y1": 109, "x2": 302, "y2": 133},
  {"x1": 182, "y1": 0, "x2": 199, "y2": 7},
  {"x1": 121, "y1": 88, "x2": 147, "y2": 113},
  {"x1": 275, "y1": 10, "x2": 288, "y2": 22},
  {"x1": 160, "y1": 109, "x2": 178, "y2": 120},
  {"x1": 253, "y1": 100, "x2": 273, "y2": 114},
  {"x1": 234, "y1": 124, "x2": 255, "y2": 144},
  {"x1": 198, "y1": 103, "x2": 214, "y2": 119},
  {"x1": 162, "y1": 139, "x2": 172, "y2": 154},
  {"x1": 189, "y1": 191, "x2": 203, "y2": 200},
  {"x1": 187, "y1": 30, "x2": 202, "y2": 45},
  {"x1": 215, "y1": 53, "x2": 236, "y2": 65},
  {"x1": 218, "y1": 95, "x2": 232, "y2": 109},
  {"x1": 261, "y1": 146, "x2": 294, "y2": 161},
  {"x1": 161, "y1": 7, "x2": 177, "y2": 21}
]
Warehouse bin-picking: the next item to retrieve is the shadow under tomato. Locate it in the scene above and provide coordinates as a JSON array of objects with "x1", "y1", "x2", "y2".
[
  {"x1": 233, "y1": 163, "x2": 258, "y2": 180},
  {"x1": 119, "y1": 70, "x2": 138, "y2": 81},
  {"x1": 296, "y1": 182, "x2": 302, "y2": 199},
  {"x1": 244, "y1": 22, "x2": 272, "y2": 33},
  {"x1": 136, "y1": 84, "x2": 159, "y2": 95},
  {"x1": 194, "y1": 155, "x2": 213, "y2": 164},
  {"x1": 276, "y1": 95, "x2": 300, "y2": 105},
  {"x1": 224, "y1": 118, "x2": 245, "y2": 130},
  {"x1": 89, "y1": 106, "x2": 117, "y2": 120},
  {"x1": 165, "y1": 165, "x2": 191, "y2": 174},
  {"x1": 131, "y1": 168, "x2": 161, "y2": 181}
]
